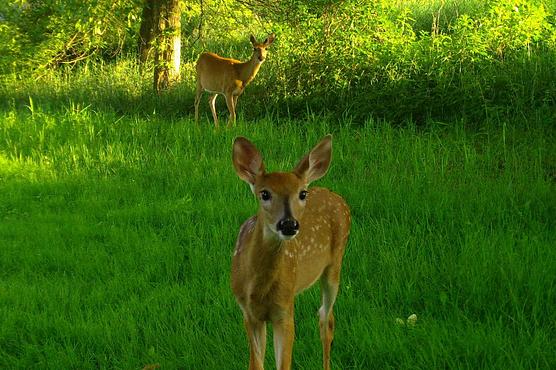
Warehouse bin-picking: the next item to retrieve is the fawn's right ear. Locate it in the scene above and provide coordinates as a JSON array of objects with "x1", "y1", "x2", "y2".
[{"x1": 233, "y1": 137, "x2": 265, "y2": 185}]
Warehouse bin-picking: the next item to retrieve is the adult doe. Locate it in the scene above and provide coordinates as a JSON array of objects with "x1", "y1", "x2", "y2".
[
  {"x1": 194, "y1": 33, "x2": 275, "y2": 128},
  {"x1": 231, "y1": 135, "x2": 351, "y2": 370}
]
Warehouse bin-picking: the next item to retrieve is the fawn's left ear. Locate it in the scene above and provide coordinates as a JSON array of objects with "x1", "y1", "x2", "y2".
[
  {"x1": 250, "y1": 34, "x2": 257, "y2": 45},
  {"x1": 233, "y1": 136, "x2": 266, "y2": 185},
  {"x1": 293, "y1": 135, "x2": 332, "y2": 184}
]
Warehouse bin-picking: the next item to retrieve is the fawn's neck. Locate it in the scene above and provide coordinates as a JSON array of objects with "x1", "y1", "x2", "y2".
[{"x1": 247, "y1": 218, "x2": 286, "y2": 291}]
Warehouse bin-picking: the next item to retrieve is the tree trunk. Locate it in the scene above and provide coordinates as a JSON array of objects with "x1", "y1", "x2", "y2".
[
  {"x1": 153, "y1": 0, "x2": 181, "y2": 93},
  {"x1": 138, "y1": 0, "x2": 156, "y2": 67}
]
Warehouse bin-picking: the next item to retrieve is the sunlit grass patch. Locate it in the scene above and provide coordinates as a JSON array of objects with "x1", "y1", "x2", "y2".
[
  {"x1": 1, "y1": 69, "x2": 556, "y2": 368},
  {"x1": 391, "y1": 0, "x2": 486, "y2": 32}
]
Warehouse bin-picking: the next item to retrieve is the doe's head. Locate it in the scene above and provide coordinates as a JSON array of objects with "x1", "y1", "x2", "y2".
[
  {"x1": 250, "y1": 33, "x2": 276, "y2": 63},
  {"x1": 232, "y1": 135, "x2": 332, "y2": 241}
]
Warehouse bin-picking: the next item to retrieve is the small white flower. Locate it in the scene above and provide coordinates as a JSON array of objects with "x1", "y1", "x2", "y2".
[
  {"x1": 396, "y1": 314, "x2": 418, "y2": 326},
  {"x1": 407, "y1": 314, "x2": 417, "y2": 326}
]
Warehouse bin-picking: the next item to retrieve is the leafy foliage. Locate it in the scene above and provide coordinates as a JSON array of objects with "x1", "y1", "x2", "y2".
[
  {"x1": 1, "y1": 0, "x2": 555, "y2": 124},
  {"x1": 252, "y1": 0, "x2": 556, "y2": 122},
  {"x1": 0, "y1": 0, "x2": 142, "y2": 72}
]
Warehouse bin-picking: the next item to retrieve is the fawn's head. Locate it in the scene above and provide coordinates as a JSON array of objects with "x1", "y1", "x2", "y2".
[
  {"x1": 250, "y1": 33, "x2": 276, "y2": 63},
  {"x1": 233, "y1": 135, "x2": 332, "y2": 241}
]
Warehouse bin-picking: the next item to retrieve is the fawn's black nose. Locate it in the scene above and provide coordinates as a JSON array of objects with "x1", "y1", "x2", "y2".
[{"x1": 277, "y1": 218, "x2": 299, "y2": 236}]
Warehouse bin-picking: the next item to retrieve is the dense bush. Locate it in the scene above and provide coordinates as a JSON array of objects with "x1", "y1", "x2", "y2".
[
  {"x1": 255, "y1": 0, "x2": 556, "y2": 123},
  {"x1": 0, "y1": 0, "x2": 144, "y2": 72}
]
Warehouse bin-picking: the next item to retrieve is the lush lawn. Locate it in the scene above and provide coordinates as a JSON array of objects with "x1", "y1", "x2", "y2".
[
  {"x1": 1, "y1": 0, "x2": 555, "y2": 368},
  {"x1": 1, "y1": 70, "x2": 555, "y2": 369}
]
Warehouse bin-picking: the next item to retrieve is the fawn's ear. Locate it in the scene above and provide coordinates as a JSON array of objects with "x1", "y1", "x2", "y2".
[
  {"x1": 233, "y1": 137, "x2": 266, "y2": 185},
  {"x1": 293, "y1": 135, "x2": 332, "y2": 184},
  {"x1": 250, "y1": 34, "x2": 257, "y2": 45},
  {"x1": 264, "y1": 33, "x2": 276, "y2": 46}
]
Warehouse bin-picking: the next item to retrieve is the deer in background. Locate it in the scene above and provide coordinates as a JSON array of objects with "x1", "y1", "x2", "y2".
[
  {"x1": 194, "y1": 33, "x2": 275, "y2": 128},
  {"x1": 231, "y1": 135, "x2": 351, "y2": 370}
]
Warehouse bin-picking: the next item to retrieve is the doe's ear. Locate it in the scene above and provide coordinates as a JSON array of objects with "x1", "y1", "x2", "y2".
[
  {"x1": 293, "y1": 135, "x2": 332, "y2": 184},
  {"x1": 250, "y1": 34, "x2": 257, "y2": 45},
  {"x1": 233, "y1": 137, "x2": 265, "y2": 185},
  {"x1": 264, "y1": 33, "x2": 276, "y2": 46}
]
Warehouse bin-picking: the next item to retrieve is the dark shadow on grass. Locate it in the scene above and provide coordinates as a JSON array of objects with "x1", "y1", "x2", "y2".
[{"x1": 1, "y1": 48, "x2": 556, "y2": 128}]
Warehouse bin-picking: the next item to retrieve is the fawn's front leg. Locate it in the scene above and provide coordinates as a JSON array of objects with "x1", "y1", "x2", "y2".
[
  {"x1": 272, "y1": 310, "x2": 295, "y2": 370},
  {"x1": 245, "y1": 315, "x2": 267, "y2": 370}
]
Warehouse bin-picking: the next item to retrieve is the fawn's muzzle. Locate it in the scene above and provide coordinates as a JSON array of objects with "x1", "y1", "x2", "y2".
[{"x1": 277, "y1": 218, "x2": 299, "y2": 236}]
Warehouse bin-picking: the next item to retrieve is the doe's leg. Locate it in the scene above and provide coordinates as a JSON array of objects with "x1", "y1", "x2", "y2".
[
  {"x1": 233, "y1": 94, "x2": 240, "y2": 110},
  {"x1": 225, "y1": 93, "x2": 236, "y2": 127},
  {"x1": 208, "y1": 93, "x2": 218, "y2": 128}
]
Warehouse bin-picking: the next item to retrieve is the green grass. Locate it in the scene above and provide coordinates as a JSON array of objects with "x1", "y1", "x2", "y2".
[
  {"x1": 1, "y1": 65, "x2": 556, "y2": 369},
  {"x1": 1, "y1": 0, "x2": 555, "y2": 367}
]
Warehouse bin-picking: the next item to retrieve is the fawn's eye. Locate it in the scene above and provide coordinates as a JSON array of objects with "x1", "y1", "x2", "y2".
[
  {"x1": 261, "y1": 190, "x2": 270, "y2": 201},
  {"x1": 299, "y1": 191, "x2": 307, "y2": 200}
]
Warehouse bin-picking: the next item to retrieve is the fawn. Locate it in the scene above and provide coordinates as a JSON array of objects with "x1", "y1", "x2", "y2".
[{"x1": 231, "y1": 135, "x2": 351, "y2": 369}]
